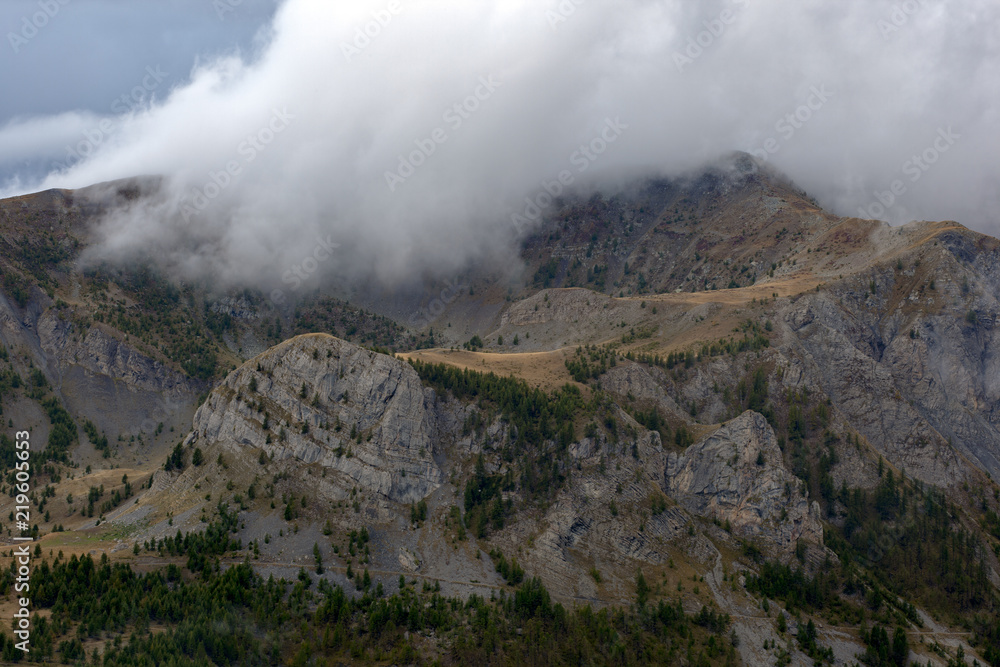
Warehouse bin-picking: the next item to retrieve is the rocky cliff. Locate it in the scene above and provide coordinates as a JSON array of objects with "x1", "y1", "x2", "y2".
[
  {"x1": 0, "y1": 281, "x2": 200, "y2": 460},
  {"x1": 188, "y1": 334, "x2": 444, "y2": 503},
  {"x1": 665, "y1": 411, "x2": 823, "y2": 553}
]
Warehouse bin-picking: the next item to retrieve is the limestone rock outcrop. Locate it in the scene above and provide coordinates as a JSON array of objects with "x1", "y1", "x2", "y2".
[
  {"x1": 665, "y1": 410, "x2": 823, "y2": 552},
  {"x1": 190, "y1": 334, "x2": 444, "y2": 503}
]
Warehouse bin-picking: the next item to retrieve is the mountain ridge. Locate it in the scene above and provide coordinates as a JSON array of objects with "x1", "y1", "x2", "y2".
[{"x1": 0, "y1": 157, "x2": 997, "y2": 665}]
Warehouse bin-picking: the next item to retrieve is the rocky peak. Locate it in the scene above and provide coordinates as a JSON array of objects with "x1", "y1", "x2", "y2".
[
  {"x1": 665, "y1": 410, "x2": 823, "y2": 554},
  {"x1": 189, "y1": 334, "x2": 444, "y2": 503}
]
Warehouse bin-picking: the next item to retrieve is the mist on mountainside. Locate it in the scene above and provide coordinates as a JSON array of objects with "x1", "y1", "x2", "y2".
[{"x1": 0, "y1": 0, "x2": 997, "y2": 295}]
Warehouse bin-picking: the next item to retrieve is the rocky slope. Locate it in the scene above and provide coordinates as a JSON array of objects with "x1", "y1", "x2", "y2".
[
  {"x1": 0, "y1": 276, "x2": 201, "y2": 465},
  {"x1": 0, "y1": 157, "x2": 997, "y2": 665},
  {"x1": 187, "y1": 334, "x2": 443, "y2": 503},
  {"x1": 666, "y1": 411, "x2": 823, "y2": 554}
]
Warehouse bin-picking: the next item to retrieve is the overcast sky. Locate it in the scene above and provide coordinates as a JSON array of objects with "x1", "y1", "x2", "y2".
[
  {"x1": 0, "y1": 0, "x2": 278, "y2": 184},
  {"x1": 0, "y1": 0, "x2": 998, "y2": 292}
]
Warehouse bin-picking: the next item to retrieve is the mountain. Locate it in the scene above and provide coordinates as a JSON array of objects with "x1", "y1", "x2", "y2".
[{"x1": 0, "y1": 154, "x2": 998, "y2": 666}]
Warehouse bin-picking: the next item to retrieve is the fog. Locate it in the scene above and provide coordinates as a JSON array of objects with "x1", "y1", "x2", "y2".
[{"x1": 1, "y1": 0, "x2": 998, "y2": 294}]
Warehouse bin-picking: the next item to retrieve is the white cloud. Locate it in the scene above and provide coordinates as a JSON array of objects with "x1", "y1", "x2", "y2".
[{"x1": 2, "y1": 0, "x2": 998, "y2": 291}]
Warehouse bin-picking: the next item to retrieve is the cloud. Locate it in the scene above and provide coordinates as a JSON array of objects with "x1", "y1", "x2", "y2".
[{"x1": 2, "y1": 0, "x2": 998, "y2": 293}]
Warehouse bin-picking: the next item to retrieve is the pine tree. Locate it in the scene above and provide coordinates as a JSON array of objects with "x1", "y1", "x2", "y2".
[{"x1": 636, "y1": 570, "x2": 650, "y2": 608}]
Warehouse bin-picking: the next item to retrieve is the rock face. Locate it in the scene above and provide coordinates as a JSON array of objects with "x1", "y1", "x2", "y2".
[
  {"x1": 190, "y1": 334, "x2": 444, "y2": 503},
  {"x1": 0, "y1": 285, "x2": 200, "y2": 441},
  {"x1": 780, "y1": 230, "x2": 1000, "y2": 486},
  {"x1": 665, "y1": 411, "x2": 823, "y2": 552}
]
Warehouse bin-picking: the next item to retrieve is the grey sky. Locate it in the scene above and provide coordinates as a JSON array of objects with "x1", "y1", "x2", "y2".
[
  {"x1": 0, "y1": 0, "x2": 997, "y2": 293},
  {"x1": 0, "y1": 0, "x2": 278, "y2": 182}
]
